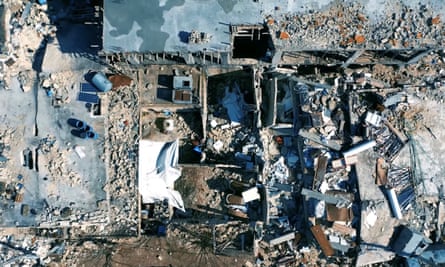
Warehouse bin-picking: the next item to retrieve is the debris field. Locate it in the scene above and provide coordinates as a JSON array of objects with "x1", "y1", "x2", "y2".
[{"x1": 1, "y1": 0, "x2": 445, "y2": 267}]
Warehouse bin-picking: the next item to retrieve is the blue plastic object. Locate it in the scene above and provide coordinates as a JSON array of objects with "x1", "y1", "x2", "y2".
[
  {"x1": 68, "y1": 118, "x2": 90, "y2": 130},
  {"x1": 80, "y1": 131, "x2": 99, "y2": 140},
  {"x1": 16, "y1": 183, "x2": 24, "y2": 190},
  {"x1": 157, "y1": 225, "x2": 167, "y2": 236},
  {"x1": 81, "y1": 83, "x2": 98, "y2": 93},
  {"x1": 92, "y1": 72, "x2": 112, "y2": 92},
  {"x1": 78, "y1": 92, "x2": 99, "y2": 104},
  {"x1": 75, "y1": 120, "x2": 86, "y2": 129},
  {"x1": 193, "y1": 146, "x2": 202, "y2": 154}
]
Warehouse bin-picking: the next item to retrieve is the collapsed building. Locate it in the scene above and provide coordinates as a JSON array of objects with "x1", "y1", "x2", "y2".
[{"x1": 0, "y1": 0, "x2": 445, "y2": 266}]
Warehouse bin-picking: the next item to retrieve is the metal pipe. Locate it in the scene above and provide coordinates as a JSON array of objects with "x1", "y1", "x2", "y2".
[
  {"x1": 343, "y1": 140, "x2": 377, "y2": 158},
  {"x1": 387, "y1": 187, "x2": 403, "y2": 219}
]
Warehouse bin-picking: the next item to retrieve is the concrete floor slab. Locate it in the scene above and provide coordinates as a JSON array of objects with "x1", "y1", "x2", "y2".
[
  {"x1": 0, "y1": 71, "x2": 107, "y2": 228},
  {"x1": 103, "y1": 0, "x2": 445, "y2": 53}
]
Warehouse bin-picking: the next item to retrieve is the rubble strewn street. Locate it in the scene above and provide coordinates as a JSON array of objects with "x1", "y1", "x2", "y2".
[{"x1": 2, "y1": 0, "x2": 445, "y2": 266}]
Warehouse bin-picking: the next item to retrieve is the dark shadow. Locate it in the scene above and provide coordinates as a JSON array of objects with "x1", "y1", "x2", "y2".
[
  {"x1": 234, "y1": 231, "x2": 254, "y2": 251},
  {"x1": 232, "y1": 25, "x2": 274, "y2": 62},
  {"x1": 360, "y1": 241, "x2": 391, "y2": 251},
  {"x1": 156, "y1": 74, "x2": 173, "y2": 102},
  {"x1": 196, "y1": 205, "x2": 228, "y2": 218},
  {"x1": 154, "y1": 117, "x2": 166, "y2": 130},
  {"x1": 0, "y1": 5, "x2": 5, "y2": 52},
  {"x1": 156, "y1": 87, "x2": 172, "y2": 101},
  {"x1": 178, "y1": 31, "x2": 190, "y2": 43},
  {"x1": 246, "y1": 200, "x2": 262, "y2": 221},
  {"x1": 207, "y1": 69, "x2": 253, "y2": 106},
  {"x1": 141, "y1": 220, "x2": 167, "y2": 236},
  {"x1": 178, "y1": 142, "x2": 202, "y2": 164},
  {"x1": 174, "y1": 208, "x2": 226, "y2": 221},
  {"x1": 83, "y1": 70, "x2": 97, "y2": 83},
  {"x1": 176, "y1": 111, "x2": 203, "y2": 164},
  {"x1": 206, "y1": 176, "x2": 229, "y2": 191},
  {"x1": 46, "y1": 0, "x2": 102, "y2": 54},
  {"x1": 32, "y1": 39, "x2": 48, "y2": 72},
  {"x1": 158, "y1": 74, "x2": 172, "y2": 87},
  {"x1": 85, "y1": 102, "x2": 93, "y2": 112}
]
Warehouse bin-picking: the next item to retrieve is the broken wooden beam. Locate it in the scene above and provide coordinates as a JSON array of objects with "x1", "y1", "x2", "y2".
[
  {"x1": 311, "y1": 225, "x2": 335, "y2": 257},
  {"x1": 268, "y1": 232, "x2": 295, "y2": 247},
  {"x1": 383, "y1": 120, "x2": 408, "y2": 143}
]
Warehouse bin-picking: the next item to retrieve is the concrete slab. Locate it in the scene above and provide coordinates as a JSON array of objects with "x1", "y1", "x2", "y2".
[
  {"x1": 0, "y1": 71, "x2": 107, "y2": 228},
  {"x1": 103, "y1": 0, "x2": 445, "y2": 53}
]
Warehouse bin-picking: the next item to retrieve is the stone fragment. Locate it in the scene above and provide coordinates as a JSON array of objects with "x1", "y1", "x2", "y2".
[
  {"x1": 431, "y1": 16, "x2": 441, "y2": 25},
  {"x1": 354, "y1": 35, "x2": 365, "y2": 44}
]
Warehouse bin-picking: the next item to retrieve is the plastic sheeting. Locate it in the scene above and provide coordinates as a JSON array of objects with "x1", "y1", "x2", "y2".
[
  {"x1": 222, "y1": 81, "x2": 246, "y2": 124},
  {"x1": 138, "y1": 140, "x2": 185, "y2": 212}
]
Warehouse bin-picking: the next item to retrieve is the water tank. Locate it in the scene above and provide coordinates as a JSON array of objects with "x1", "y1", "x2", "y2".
[{"x1": 92, "y1": 72, "x2": 112, "y2": 92}]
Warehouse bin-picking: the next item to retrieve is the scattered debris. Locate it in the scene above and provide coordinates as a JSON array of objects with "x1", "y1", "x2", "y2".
[{"x1": 1, "y1": 1, "x2": 445, "y2": 266}]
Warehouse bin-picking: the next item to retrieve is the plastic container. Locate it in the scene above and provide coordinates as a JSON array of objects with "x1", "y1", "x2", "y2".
[{"x1": 92, "y1": 72, "x2": 112, "y2": 92}]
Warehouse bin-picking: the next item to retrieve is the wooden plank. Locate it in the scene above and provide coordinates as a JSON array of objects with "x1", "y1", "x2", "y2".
[
  {"x1": 311, "y1": 225, "x2": 335, "y2": 257},
  {"x1": 384, "y1": 120, "x2": 408, "y2": 143},
  {"x1": 15, "y1": 193, "x2": 24, "y2": 203},
  {"x1": 376, "y1": 157, "x2": 388, "y2": 185},
  {"x1": 268, "y1": 232, "x2": 295, "y2": 247},
  {"x1": 313, "y1": 155, "x2": 328, "y2": 189}
]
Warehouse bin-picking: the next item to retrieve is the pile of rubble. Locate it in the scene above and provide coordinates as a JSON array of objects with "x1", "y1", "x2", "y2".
[
  {"x1": 266, "y1": 2, "x2": 444, "y2": 49},
  {"x1": 0, "y1": 124, "x2": 14, "y2": 169},
  {"x1": 2, "y1": 1, "x2": 54, "y2": 79},
  {"x1": 0, "y1": 230, "x2": 67, "y2": 266},
  {"x1": 188, "y1": 30, "x2": 212, "y2": 44},
  {"x1": 104, "y1": 80, "x2": 139, "y2": 235},
  {"x1": 205, "y1": 80, "x2": 261, "y2": 166}
]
